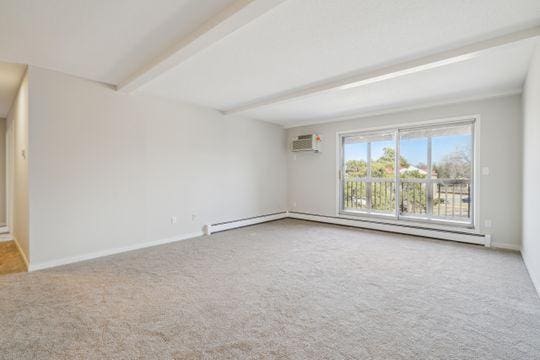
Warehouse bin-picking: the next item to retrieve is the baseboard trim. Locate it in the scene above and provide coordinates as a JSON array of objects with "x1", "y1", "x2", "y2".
[
  {"x1": 288, "y1": 212, "x2": 487, "y2": 246},
  {"x1": 491, "y1": 242, "x2": 521, "y2": 251},
  {"x1": 522, "y1": 252, "x2": 540, "y2": 298},
  {"x1": 12, "y1": 235, "x2": 29, "y2": 271},
  {"x1": 27, "y1": 211, "x2": 289, "y2": 272},
  {"x1": 24, "y1": 210, "x2": 513, "y2": 272},
  {"x1": 209, "y1": 211, "x2": 288, "y2": 234},
  {"x1": 28, "y1": 231, "x2": 204, "y2": 272},
  {"x1": 0, "y1": 234, "x2": 14, "y2": 242}
]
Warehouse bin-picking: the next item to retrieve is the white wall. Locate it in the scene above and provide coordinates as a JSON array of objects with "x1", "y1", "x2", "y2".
[
  {"x1": 6, "y1": 71, "x2": 29, "y2": 261},
  {"x1": 522, "y1": 43, "x2": 540, "y2": 294},
  {"x1": 287, "y1": 95, "x2": 523, "y2": 249},
  {"x1": 27, "y1": 66, "x2": 287, "y2": 267},
  {"x1": 17, "y1": 65, "x2": 529, "y2": 267}
]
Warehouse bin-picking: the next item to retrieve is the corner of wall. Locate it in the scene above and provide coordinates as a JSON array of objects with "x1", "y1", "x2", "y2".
[{"x1": 521, "y1": 41, "x2": 540, "y2": 298}]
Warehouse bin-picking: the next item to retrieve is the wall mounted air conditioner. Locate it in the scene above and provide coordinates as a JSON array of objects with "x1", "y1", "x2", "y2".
[{"x1": 291, "y1": 134, "x2": 321, "y2": 152}]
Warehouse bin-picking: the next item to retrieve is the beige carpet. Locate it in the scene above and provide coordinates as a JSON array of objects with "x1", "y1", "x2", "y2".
[{"x1": 1, "y1": 219, "x2": 539, "y2": 359}]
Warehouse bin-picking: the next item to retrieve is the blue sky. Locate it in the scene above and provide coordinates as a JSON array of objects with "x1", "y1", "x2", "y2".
[{"x1": 345, "y1": 135, "x2": 471, "y2": 165}]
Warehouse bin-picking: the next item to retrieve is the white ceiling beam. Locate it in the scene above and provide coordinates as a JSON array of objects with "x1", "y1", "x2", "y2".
[
  {"x1": 223, "y1": 26, "x2": 540, "y2": 115},
  {"x1": 117, "y1": 0, "x2": 286, "y2": 93}
]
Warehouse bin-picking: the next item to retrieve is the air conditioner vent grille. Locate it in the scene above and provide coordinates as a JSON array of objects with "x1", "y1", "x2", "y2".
[
  {"x1": 291, "y1": 134, "x2": 321, "y2": 152},
  {"x1": 292, "y1": 139, "x2": 313, "y2": 151}
]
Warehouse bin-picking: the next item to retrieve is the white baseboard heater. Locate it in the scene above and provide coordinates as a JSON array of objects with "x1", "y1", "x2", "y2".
[
  {"x1": 287, "y1": 211, "x2": 488, "y2": 246},
  {"x1": 207, "y1": 210, "x2": 488, "y2": 246},
  {"x1": 208, "y1": 212, "x2": 288, "y2": 234}
]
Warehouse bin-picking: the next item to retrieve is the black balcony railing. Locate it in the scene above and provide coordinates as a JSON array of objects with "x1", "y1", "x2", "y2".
[{"x1": 343, "y1": 178, "x2": 471, "y2": 221}]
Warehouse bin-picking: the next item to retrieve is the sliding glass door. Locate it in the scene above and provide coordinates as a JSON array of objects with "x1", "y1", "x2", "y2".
[
  {"x1": 430, "y1": 123, "x2": 473, "y2": 222},
  {"x1": 342, "y1": 131, "x2": 396, "y2": 216},
  {"x1": 398, "y1": 128, "x2": 429, "y2": 218},
  {"x1": 340, "y1": 120, "x2": 474, "y2": 227}
]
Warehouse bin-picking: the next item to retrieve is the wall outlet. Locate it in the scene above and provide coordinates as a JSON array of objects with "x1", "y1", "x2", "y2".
[
  {"x1": 482, "y1": 167, "x2": 490, "y2": 175},
  {"x1": 191, "y1": 214, "x2": 197, "y2": 221},
  {"x1": 484, "y1": 219, "x2": 492, "y2": 228},
  {"x1": 170, "y1": 216, "x2": 177, "y2": 224},
  {"x1": 292, "y1": 202, "x2": 297, "y2": 208}
]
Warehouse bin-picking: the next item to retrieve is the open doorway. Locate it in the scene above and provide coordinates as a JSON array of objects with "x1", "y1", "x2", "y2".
[
  {"x1": 0, "y1": 117, "x2": 6, "y2": 231},
  {"x1": 0, "y1": 61, "x2": 27, "y2": 274}
]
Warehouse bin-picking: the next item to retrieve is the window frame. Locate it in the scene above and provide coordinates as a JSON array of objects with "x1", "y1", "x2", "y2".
[
  {"x1": 340, "y1": 130, "x2": 398, "y2": 216},
  {"x1": 337, "y1": 116, "x2": 478, "y2": 231}
]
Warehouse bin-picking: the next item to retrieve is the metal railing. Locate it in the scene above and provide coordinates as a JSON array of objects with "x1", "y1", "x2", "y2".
[
  {"x1": 343, "y1": 178, "x2": 395, "y2": 212},
  {"x1": 432, "y1": 180, "x2": 471, "y2": 219},
  {"x1": 343, "y1": 178, "x2": 471, "y2": 221}
]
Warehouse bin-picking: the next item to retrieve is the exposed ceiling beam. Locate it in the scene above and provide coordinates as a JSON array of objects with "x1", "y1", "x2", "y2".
[
  {"x1": 222, "y1": 26, "x2": 540, "y2": 115},
  {"x1": 117, "y1": 0, "x2": 286, "y2": 93}
]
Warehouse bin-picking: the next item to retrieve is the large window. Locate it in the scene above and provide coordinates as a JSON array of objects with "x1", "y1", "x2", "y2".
[{"x1": 340, "y1": 120, "x2": 475, "y2": 227}]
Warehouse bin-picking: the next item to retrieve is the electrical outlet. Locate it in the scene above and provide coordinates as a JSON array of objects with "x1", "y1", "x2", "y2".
[
  {"x1": 482, "y1": 167, "x2": 490, "y2": 175},
  {"x1": 191, "y1": 214, "x2": 197, "y2": 221},
  {"x1": 171, "y1": 216, "x2": 177, "y2": 224},
  {"x1": 292, "y1": 202, "x2": 297, "y2": 208},
  {"x1": 484, "y1": 219, "x2": 492, "y2": 228}
]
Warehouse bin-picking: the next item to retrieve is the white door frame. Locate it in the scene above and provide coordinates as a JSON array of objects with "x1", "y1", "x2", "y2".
[{"x1": 4, "y1": 115, "x2": 14, "y2": 234}]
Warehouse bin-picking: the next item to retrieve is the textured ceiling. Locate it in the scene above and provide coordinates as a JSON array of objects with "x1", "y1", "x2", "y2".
[
  {"x1": 0, "y1": 0, "x2": 539, "y2": 126},
  {"x1": 0, "y1": 0, "x2": 235, "y2": 84},
  {"x1": 139, "y1": 0, "x2": 540, "y2": 124},
  {"x1": 240, "y1": 39, "x2": 536, "y2": 126}
]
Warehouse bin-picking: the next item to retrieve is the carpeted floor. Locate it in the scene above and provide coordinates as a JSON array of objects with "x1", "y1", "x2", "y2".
[{"x1": 1, "y1": 219, "x2": 539, "y2": 359}]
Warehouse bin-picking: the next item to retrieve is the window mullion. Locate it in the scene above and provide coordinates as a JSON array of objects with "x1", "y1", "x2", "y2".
[
  {"x1": 367, "y1": 142, "x2": 372, "y2": 211},
  {"x1": 395, "y1": 130, "x2": 400, "y2": 220},
  {"x1": 427, "y1": 135, "x2": 433, "y2": 217},
  {"x1": 340, "y1": 135, "x2": 345, "y2": 212}
]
